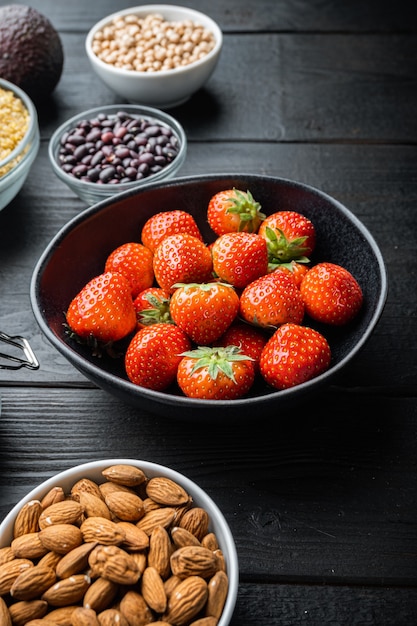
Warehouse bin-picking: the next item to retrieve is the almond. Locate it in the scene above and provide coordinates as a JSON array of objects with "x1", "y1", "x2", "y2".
[
  {"x1": 43, "y1": 605, "x2": 79, "y2": 625},
  {"x1": 79, "y1": 492, "x2": 111, "y2": 520},
  {"x1": 80, "y1": 517, "x2": 125, "y2": 545},
  {"x1": 173, "y1": 501, "x2": 194, "y2": 527},
  {"x1": 97, "y1": 608, "x2": 129, "y2": 626},
  {"x1": 42, "y1": 573, "x2": 91, "y2": 606},
  {"x1": 205, "y1": 570, "x2": 228, "y2": 619},
  {"x1": 88, "y1": 544, "x2": 140, "y2": 585},
  {"x1": 56, "y1": 541, "x2": 97, "y2": 578},
  {"x1": 38, "y1": 551, "x2": 63, "y2": 570},
  {"x1": 136, "y1": 507, "x2": 176, "y2": 536},
  {"x1": 10, "y1": 565, "x2": 56, "y2": 601},
  {"x1": 98, "y1": 482, "x2": 136, "y2": 499},
  {"x1": 26, "y1": 620, "x2": 59, "y2": 626},
  {"x1": 147, "y1": 525, "x2": 171, "y2": 579},
  {"x1": 102, "y1": 464, "x2": 147, "y2": 487},
  {"x1": 40, "y1": 486, "x2": 66, "y2": 509},
  {"x1": 213, "y1": 548, "x2": 226, "y2": 572},
  {"x1": 163, "y1": 576, "x2": 208, "y2": 626},
  {"x1": 171, "y1": 526, "x2": 201, "y2": 548},
  {"x1": 38, "y1": 500, "x2": 83, "y2": 529},
  {"x1": 119, "y1": 590, "x2": 153, "y2": 626},
  {"x1": 39, "y1": 524, "x2": 83, "y2": 554},
  {"x1": 170, "y1": 546, "x2": 218, "y2": 579},
  {"x1": 8, "y1": 599, "x2": 48, "y2": 626},
  {"x1": 0, "y1": 546, "x2": 15, "y2": 565},
  {"x1": 13, "y1": 500, "x2": 43, "y2": 538},
  {"x1": 71, "y1": 606, "x2": 100, "y2": 626},
  {"x1": 117, "y1": 521, "x2": 149, "y2": 551},
  {"x1": 11, "y1": 532, "x2": 48, "y2": 560},
  {"x1": 83, "y1": 576, "x2": 119, "y2": 612},
  {"x1": 130, "y1": 552, "x2": 147, "y2": 577},
  {"x1": 143, "y1": 497, "x2": 162, "y2": 513},
  {"x1": 104, "y1": 490, "x2": 145, "y2": 522},
  {"x1": 190, "y1": 618, "x2": 218, "y2": 626},
  {"x1": 141, "y1": 566, "x2": 167, "y2": 613},
  {"x1": 0, "y1": 558, "x2": 34, "y2": 594},
  {"x1": 178, "y1": 507, "x2": 209, "y2": 541},
  {"x1": 146, "y1": 477, "x2": 190, "y2": 507},
  {"x1": 0, "y1": 596, "x2": 12, "y2": 626},
  {"x1": 164, "y1": 574, "x2": 181, "y2": 598},
  {"x1": 201, "y1": 533, "x2": 219, "y2": 552},
  {"x1": 71, "y1": 478, "x2": 102, "y2": 502}
]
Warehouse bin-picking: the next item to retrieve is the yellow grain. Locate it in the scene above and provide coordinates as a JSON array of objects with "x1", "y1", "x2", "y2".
[{"x1": 0, "y1": 86, "x2": 30, "y2": 177}]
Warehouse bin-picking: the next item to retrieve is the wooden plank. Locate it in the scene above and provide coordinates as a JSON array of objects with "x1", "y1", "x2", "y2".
[
  {"x1": 13, "y1": 0, "x2": 417, "y2": 33},
  {"x1": 232, "y1": 583, "x2": 417, "y2": 625},
  {"x1": 35, "y1": 32, "x2": 417, "y2": 143},
  {"x1": 1, "y1": 388, "x2": 417, "y2": 584}
]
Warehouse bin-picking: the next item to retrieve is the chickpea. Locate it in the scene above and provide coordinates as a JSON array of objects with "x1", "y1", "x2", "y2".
[{"x1": 91, "y1": 12, "x2": 216, "y2": 73}]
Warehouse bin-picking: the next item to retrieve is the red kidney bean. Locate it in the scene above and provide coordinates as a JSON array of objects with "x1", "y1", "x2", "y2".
[
  {"x1": 67, "y1": 134, "x2": 86, "y2": 146},
  {"x1": 73, "y1": 145, "x2": 89, "y2": 160},
  {"x1": 138, "y1": 152, "x2": 154, "y2": 165},
  {"x1": 57, "y1": 110, "x2": 181, "y2": 185},
  {"x1": 99, "y1": 166, "x2": 116, "y2": 182},
  {"x1": 73, "y1": 164, "x2": 89, "y2": 177}
]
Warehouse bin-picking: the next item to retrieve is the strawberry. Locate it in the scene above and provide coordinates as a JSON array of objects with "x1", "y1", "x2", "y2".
[
  {"x1": 133, "y1": 287, "x2": 172, "y2": 327},
  {"x1": 153, "y1": 233, "x2": 213, "y2": 292},
  {"x1": 104, "y1": 242, "x2": 154, "y2": 298},
  {"x1": 300, "y1": 262, "x2": 363, "y2": 325},
  {"x1": 207, "y1": 188, "x2": 265, "y2": 236},
  {"x1": 211, "y1": 232, "x2": 269, "y2": 288},
  {"x1": 141, "y1": 209, "x2": 203, "y2": 253},
  {"x1": 258, "y1": 210, "x2": 316, "y2": 268},
  {"x1": 239, "y1": 271, "x2": 305, "y2": 329},
  {"x1": 125, "y1": 323, "x2": 191, "y2": 390},
  {"x1": 66, "y1": 271, "x2": 136, "y2": 344},
  {"x1": 169, "y1": 282, "x2": 240, "y2": 345},
  {"x1": 177, "y1": 345, "x2": 255, "y2": 399},
  {"x1": 274, "y1": 261, "x2": 310, "y2": 287},
  {"x1": 259, "y1": 322, "x2": 331, "y2": 389},
  {"x1": 216, "y1": 322, "x2": 268, "y2": 373}
]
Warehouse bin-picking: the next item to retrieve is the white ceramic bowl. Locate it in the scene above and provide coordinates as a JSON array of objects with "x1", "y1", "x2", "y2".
[
  {"x1": 85, "y1": 5, "x2": 223, "y2": 109},
  {"x1": 0, "y1": 458, "x2": 239, "y2": 625},
  {"x1": 48, "y1": 104, "x2": 187, "y2": 205},
  {"x1": 0, "y1": 78, "x2": 40, "y2": 211}
]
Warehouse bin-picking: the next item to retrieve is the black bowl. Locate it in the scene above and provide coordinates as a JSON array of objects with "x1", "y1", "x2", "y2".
[{"x1": 30, "y1": 174, "x2": 387, "y2": 421}]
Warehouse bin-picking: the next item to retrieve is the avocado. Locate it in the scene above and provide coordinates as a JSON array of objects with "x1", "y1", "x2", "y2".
[{"x1": 0, "y1": 4, "x2": 64, "y2": 102}]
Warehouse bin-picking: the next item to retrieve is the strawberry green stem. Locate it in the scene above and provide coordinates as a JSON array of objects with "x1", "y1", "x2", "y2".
[
  {"x1": 180, "y1": 345, "x2": 254, "y2": 384},
  {"x1": 264, "y1": 226, "x2": 310, "y2": 264},
  {"x1": 227, "y1": 189, "x2": 266, "y2": 232}
]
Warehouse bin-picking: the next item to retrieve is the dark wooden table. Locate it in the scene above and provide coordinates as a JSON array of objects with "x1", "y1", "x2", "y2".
[{"x1": 1, "y1": 1, "x2": 417, "y2": 623}]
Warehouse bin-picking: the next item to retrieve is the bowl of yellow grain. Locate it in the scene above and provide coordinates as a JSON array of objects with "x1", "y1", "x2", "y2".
[{"x1": 0, "y1": 78, "x2": 40, "y2": 211}]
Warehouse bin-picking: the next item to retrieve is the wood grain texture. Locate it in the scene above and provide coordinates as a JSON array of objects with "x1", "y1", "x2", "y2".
[
  {"x1": 29, "y1": 33, "x2": 417, "y2": 142},
  {"x1": 10, "y1": 0, "x2": 417, "y2": 32},
  {"x1": 1, "y1": 388, "x2": 417, "y2": 585},
  {"x1": 1, "y1": 0, "x2": 417, "y2": 621}
]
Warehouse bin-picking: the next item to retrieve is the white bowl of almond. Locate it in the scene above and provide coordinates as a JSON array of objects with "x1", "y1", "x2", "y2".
[
  {"x1": 85, "y1": 5, "x2": 223, "y2": 109},
  {"x1": 0, "y1": 459, "x2": 238, "y2": 625}
]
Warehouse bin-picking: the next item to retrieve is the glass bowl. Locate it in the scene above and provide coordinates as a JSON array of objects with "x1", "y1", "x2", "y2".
[
  {"x1": 48, "y1": 104, "x2": 187, "y2": 205},
  {"x1": 0, "y1": 78, "x2": 40, "y2": 211}
]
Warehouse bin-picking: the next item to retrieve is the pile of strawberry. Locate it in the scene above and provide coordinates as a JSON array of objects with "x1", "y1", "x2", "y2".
[{"x1": 66, "y1": 188, "x2": 363, "y2": 400}]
